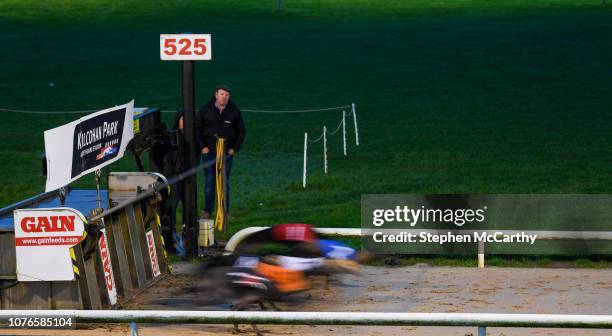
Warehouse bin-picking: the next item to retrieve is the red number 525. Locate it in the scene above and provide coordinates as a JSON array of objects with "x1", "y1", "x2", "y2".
[{"x1": 163, "y1": 38, "x2": 207, "y2": 56}]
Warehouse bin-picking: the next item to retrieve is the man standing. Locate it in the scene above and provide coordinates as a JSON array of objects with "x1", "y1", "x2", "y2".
[{"x1": 197, "y1": 85, "x2": 246, "y2": 219}]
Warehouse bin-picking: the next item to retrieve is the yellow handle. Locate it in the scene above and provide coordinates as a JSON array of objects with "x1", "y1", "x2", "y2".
[{"x1": 214, "y1": 138, "x2": 226, "y2": 232}]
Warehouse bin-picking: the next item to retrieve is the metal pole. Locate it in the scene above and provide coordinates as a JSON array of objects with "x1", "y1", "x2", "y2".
[
  {"x1": 130, "y1": 321, "x2": 139, "y2": 336},
  {"x1": 342, "y1": 110, "x2": 347, "y2": 156},
  {"x1": 478, "y1": 326, "x2": 486, "y2": 336},
  {"x1": 94, "y1": 169, "x2": 102, "y2": 208},
  {"x1": 351, "y1": 103, "x2": 359, "y2": 146},
  {"x1": 303, "y1": 133, "x2": 307, "y2": 188},
  {"x1": 323, "y1": 126, "x2": 328, "y2": 174},
  {"x1": 181, "y1": 60, "x2": 198, "y2": 258}
]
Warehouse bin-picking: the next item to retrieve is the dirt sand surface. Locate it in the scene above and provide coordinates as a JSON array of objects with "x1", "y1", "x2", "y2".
[{"x1": 2, "y1": 263, "x2": 610, "y2": 335}]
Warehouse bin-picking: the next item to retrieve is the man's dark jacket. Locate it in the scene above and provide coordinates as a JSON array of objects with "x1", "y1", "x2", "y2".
[{"x1": 197, "y1": 97, "x2": 246, "y2": 154}]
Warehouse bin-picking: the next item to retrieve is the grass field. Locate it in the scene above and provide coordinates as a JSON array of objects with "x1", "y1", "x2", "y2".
[{"x1": 1, "y1": 0, "x2": 612, "y2": 239}]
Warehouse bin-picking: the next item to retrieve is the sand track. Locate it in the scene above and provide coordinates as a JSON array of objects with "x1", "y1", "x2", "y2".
[{"x1": 2, "y1": 263, "x2": 610, "y2": 335}]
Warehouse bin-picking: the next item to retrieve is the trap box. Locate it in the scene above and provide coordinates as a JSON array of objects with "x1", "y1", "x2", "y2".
[{"x1": 0, "y1": 172, "x2": 170, "y2": 309}]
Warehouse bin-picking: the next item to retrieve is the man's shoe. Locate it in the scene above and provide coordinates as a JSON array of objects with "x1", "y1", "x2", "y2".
[{"x1": 201, "y1": 211, "x2": 212, "y2": 220}]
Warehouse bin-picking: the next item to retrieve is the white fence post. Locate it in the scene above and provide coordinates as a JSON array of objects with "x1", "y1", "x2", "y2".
[
  {"x1": 478, "y1": 241, "x2": 485, "y2": 268},
  {"x1": 351, "y1": 103, "x2": 359, "y2": 146},
  {"x1": 342, "y1": 110, "x2": 347, "y2": 156},
  {"x1": 323, "y1": 126, "x2": 328, "y2": 174},
  {"x1": 130, "y1": 322, "x2": 139, "y2": 336},
  {"x1": 303, "y1": 132, "x2": 308, "y2": 188}
]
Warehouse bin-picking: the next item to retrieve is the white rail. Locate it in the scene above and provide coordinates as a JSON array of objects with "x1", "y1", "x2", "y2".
[
  {"x1": 223, "y1": 227, "x2": 612, "y2": 268},
  {"x1": 0, "y1": 310, "x2": 610, "y2": 329}
]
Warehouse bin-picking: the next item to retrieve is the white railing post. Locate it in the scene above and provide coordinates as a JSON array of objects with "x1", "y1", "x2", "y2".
[
  {"x1": 303, "y1": 132, "x2": 308, "y2": 188},
  {"x1": 323, "y1": 126, "x2": 328, "y2": 174},
  {"x1": 130, "y1": 321, "x2": 139, "y2": 336},
  {"x1": 478, "y1": 241, "x2": 485, "y2": 268},
  {"x1": 342, "y1": 110, "x2": 347, "y2": 156},
  {"x1": 351, "y1": 102, "x2": 359, "y2": 146}
]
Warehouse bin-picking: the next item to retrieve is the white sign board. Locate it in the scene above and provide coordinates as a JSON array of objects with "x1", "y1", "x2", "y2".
[
  {"x1": 98, "y1": 227, "x2": 118, "y2": 305},
  {"x1": 160, "y1": 34, "x2": 212, "y2": 61},
  {"x1": 44, "y1": 101, "x2": 134, "y2": 192},
  {"x1": 14, "y1": 208, "x2": 86, "y2": 281}
]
